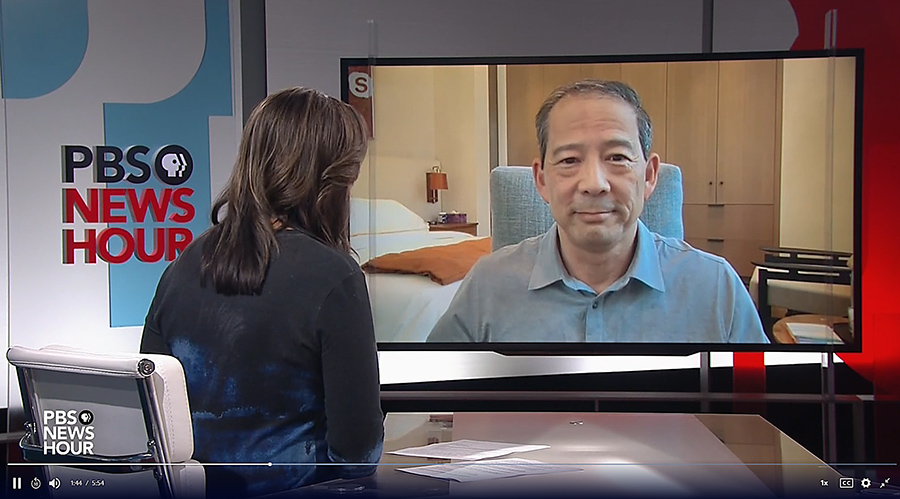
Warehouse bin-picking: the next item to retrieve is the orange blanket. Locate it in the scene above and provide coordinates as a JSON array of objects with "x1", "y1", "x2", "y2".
[{"x1": 361, "y1": 237, "x2": 492, "y2": 285}]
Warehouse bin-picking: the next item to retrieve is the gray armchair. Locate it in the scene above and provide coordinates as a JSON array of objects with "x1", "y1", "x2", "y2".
[{"x1": 490, "y1": 163, "x2": 684, "y2": 251}]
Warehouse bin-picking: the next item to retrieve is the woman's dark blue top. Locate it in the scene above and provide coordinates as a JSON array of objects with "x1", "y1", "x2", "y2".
[{"x1": 141, "y1": 230, "x2": 384, "y2": 497}]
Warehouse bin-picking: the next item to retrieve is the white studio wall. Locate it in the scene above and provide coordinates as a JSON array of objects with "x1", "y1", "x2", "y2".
[{"x1": 1, "y1": 0, "x2": 243, "y2": 412}]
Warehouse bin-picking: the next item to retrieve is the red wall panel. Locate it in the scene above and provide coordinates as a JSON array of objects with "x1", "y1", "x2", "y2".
[{"x1": 788, "y1": 0, "x2": 900, "y2": 397}]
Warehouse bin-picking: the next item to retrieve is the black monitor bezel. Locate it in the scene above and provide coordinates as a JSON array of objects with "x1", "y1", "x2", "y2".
[{"x1": 341, "y1": 48, "x2": 864, "y2": 355}]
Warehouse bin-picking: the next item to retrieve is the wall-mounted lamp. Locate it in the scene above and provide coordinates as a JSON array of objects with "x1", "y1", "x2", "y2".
[{"x1": 426, "y1": 165, "x2": 448, "y2": 203}]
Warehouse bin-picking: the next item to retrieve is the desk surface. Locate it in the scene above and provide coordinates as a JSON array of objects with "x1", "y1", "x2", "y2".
[{"x1": 287, "y1": 412, "x2": 854, "y2": 498}]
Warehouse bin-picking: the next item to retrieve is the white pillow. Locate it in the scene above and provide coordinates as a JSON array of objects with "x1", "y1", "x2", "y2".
[{"x1": 350, "y1": 198, "x2": 428, "y2": 236}]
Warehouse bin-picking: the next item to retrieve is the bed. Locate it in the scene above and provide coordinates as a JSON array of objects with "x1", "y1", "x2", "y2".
[{"x1": 350, "y1": 198, "x2": 480, "y2": 342}]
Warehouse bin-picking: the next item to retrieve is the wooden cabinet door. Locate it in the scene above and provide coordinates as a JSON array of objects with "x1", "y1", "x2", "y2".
[
  {"x1": 721, "y1": 204, "x2": 776, "y2": 278},
  {"x1": 621, "y1": 62, "x2": 667, "y2": 162},
  {"x1": 683, "y1": 204, "x2": 775, "y2": 242},
  {"x1": 506, "y1": 65, "x2": 545, "y2": 166},
  {"x1": 683, "y1": 204, "x2": 775, "y2": 278},
  {"x1": 542, "y1": 64, "x2": 591, "y2": 96},
  {"x1": 686, "y1": 238, "x2": 766, "y2": 278},
  {"x1": 666, "y1": 61, "x2": 719, "y2": 205},
  {"x1": 716, "y1": 59, "x2": 778, "y2": 205},
  {"x1": 580, "y1": 63, "x2": 622, "y2": 83},
  {"x1": 721, "y1": 239, "x2": 770, "y2": 278}
]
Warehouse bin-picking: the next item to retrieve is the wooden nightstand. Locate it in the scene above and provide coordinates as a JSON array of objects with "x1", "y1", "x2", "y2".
[{"x1": 429, "y1": 222, "x2": 478, "y2": 236}]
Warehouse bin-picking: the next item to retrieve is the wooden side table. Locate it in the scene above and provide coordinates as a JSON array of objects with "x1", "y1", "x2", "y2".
[{"x1": 428, "y1": 222, "x2": 478, "y2": 236}]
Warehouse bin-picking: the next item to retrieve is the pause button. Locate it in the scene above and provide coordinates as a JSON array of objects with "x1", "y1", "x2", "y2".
[{"x1": 12, "y1": 477, "x2": 22, "y2": 489}]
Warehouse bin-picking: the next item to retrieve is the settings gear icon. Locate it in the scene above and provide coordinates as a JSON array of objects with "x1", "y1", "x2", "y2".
[{"x1": 861, "y1": 478, "x2": 872, "y2": 488}]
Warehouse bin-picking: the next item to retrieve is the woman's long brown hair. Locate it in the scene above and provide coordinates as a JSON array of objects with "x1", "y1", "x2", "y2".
[{"x1": 201, "y1": 87, "x2": 368, "y2": 295}]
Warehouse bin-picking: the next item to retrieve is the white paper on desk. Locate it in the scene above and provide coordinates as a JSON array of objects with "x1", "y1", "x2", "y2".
[
  {"x1": 398, "y1": 458, "x2": 581, "y2": 482},
  {"x1": 389, "y1": 439, "x2": 549, "y2": 460},
  {"x1": 786, "y1": 323, "x2": 842, "y2": 344}
]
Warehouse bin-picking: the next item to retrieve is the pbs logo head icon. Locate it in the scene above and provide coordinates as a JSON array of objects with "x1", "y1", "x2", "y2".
[
  {"x1": 78, "y1": 410, "x2": 94, "y2": 425},
  {"x1": 153, "y1": 145, "x2": 193, "y2": 186}
]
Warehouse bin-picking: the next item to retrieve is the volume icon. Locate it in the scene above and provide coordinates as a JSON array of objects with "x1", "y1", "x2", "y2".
[{"x1": 49, "y1": 477, "x2": 61, "y2": 489}]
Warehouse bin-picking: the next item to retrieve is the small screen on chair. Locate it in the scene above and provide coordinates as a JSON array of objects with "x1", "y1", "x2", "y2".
[{"x1": 342, "y1": 50, "x2": 862, "y2": 354}]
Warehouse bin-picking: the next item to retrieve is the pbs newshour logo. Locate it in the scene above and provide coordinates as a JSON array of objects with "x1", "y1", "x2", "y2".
[
  {"x1": 42, "y1": 409, "x2": 95, "y2": 455},
  {"x1": 61, "y1": 143, "x2": 199, "y2": 265}
]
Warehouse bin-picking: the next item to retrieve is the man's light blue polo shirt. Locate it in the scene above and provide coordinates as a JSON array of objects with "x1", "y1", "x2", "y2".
[{"x1": 426, "y1": 221, "x2": 768, "y2": 343}]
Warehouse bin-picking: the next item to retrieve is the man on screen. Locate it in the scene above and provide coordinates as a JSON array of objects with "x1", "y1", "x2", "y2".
[{"x1": 427, "y1": 80, "x2": 767, "y2": 343}]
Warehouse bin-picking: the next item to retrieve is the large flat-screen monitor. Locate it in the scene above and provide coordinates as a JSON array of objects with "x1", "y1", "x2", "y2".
[{"x1": 341, "y1": 50, "x2": 863, "y2": 355}]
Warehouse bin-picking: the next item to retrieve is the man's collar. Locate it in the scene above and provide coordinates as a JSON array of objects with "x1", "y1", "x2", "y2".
[
  {"x1": 528, "y1": 220, "x2": 666, "y2": 293},
  {"x1": 528, "y1": 224, "x2": 567, "y2": 291},
  {"x1": 629, "y1": 221, "x2": 666, "y2": 292}
]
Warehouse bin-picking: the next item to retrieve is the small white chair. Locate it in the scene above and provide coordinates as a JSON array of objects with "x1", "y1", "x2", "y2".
[{"x1": 7, "y1": 345, "x2": 204, "y2": 498}]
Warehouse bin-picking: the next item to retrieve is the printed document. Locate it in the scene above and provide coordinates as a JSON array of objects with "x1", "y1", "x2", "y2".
[
  {"x1": 786, "y1": 323, "x2": 842, "y2": 343},
  {"x1": 398, "y1": 458, "x2": 581, "y2": 482},
  {"x1": 389, "y1": 439, "x2": 549, "y2": 460}
]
